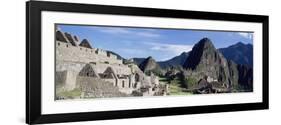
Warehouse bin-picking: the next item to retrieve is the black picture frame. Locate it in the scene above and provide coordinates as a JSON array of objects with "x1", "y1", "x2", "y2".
[{"x1": 26, "y1": 1, "x2": 269, "y2": 124}]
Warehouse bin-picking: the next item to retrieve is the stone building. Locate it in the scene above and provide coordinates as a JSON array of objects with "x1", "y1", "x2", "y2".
[{"x1": 55, "y1": 29, "x2": 161, "y2": 98}]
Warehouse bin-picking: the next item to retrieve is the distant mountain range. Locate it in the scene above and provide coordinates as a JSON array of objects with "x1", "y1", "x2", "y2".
[
  {"x1": 108, "y1": 39, "x2": 253, "y2": 71},
  {"x1": 132, "y1": 58, "x2": 146, "y2": 66},
  {"x1": 219, "y1": 42, "x2": 253, "y2": 67},
  {"x1": 108, "y1": 38, "x2": 253, "y2": 92},
  {"x1": 132, "y1": 38, "x2": 253, "y2": 90},
  {"x1": 158, "y1": 52, "x2": 189, "y2": 69},
  {"x1": 131, "y1": 42, "x2": 252, "y2": 69}
]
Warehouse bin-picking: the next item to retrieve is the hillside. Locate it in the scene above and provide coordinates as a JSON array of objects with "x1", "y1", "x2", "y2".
[{"x1": 219, "y1": 42, "x2": 253, "y2": 67}]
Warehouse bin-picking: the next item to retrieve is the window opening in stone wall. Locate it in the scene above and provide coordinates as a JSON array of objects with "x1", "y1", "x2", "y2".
[{"x1": 122, "y1": 81, "x2": 125, "y2": 88}]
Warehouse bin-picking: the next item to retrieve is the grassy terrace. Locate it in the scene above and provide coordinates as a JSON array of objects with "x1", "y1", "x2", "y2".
[
  {"x1": 169, "y1": 83, "x2": 192, "y2": 95},
  {"x1": 56, "y1": 84, "x2": 82, "y2": 100},
  {"x1": 57, "y1": 88, "x2": 82, "y2": 99},
  {"x1": 159, "y1": 76, "x2": 192, "y2": 95}
]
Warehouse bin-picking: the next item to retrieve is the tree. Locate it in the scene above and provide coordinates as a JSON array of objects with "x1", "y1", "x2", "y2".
[{"x1": 182, "y1": 77, "x2": 197, "y2": 89}]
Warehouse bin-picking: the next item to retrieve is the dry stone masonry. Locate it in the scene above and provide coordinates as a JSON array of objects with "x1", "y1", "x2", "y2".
[{"x1": 55, "y1": 29, "x2": 164, "y2": 100}]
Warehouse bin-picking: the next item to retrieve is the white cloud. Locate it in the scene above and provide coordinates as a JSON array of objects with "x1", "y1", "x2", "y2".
[
  {"x1": 119, "y1": 48, "x2": 145, "y2": 54},
  {"x1": 98, "y1": 27, "x2": 131, "y2": 34},
  {"x1": 97, "y1": 27, "x2": 160, "y2": 38},
  {"x1": 237, "y1": 32, "x2": 253, "y2": 40},
  {"x1": 136, "y1": 32, "x2": 160, "y2": 38},
  {"x1": 147, "y1": 42, "x2": 193, "y2": 55}
]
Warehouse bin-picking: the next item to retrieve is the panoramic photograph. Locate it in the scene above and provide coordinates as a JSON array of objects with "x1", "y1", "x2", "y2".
[{"x1": 55, "y1": 24, "x2": 253, "y2": 100}]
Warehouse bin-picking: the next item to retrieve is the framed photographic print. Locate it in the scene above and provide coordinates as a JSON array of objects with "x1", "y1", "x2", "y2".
[{"x1": 26, "y1": 1, "x2": 269, "y2": 124}]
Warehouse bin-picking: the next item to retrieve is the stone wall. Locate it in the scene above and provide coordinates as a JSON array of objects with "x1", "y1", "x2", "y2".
[
  {"x1": 90, "y1": 63, "x2": 132, "y2": 75},
  {"x1": 76, "y1": 76, "x2": 129, "y2": 98},
  {"x1": 56, "y1": 60, "x2": 138, "y2": 92},
  {"x1": 56, "y1": 61, "x2": 86, "y2": 72},
  {"x1": 56, "y1": 41, "x2": 122, "y2": 64},
  {"x1": 55, "y1": 70, "x2": 77, "y2": 91},
  {"x1": 55, "y1": 34, "x2": 159, "y2": 96}
]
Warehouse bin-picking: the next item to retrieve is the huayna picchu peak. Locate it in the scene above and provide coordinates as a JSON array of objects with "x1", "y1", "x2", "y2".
[{"x1": 181, "y1": 38, "x2": 253, "y2": 93}]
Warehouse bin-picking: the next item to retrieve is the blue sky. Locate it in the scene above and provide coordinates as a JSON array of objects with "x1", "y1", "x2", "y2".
[{"x1": 57, "y1": 24, "x2": 253, "y2": 61}]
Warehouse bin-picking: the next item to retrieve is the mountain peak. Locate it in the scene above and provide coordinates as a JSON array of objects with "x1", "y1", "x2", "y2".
[
  {"x1": 228, "y1": 42, "x2": 252, "y2": 49},
  {"x1": 183, "y1": 38, "x2": 217, "y2": 70},
  {"x1": 196, "y1": 37, "x2": 216, "y2": 50},
  {"x1": 199, "y1": 37, "x2": 212, "y2": 43},
  {"x1": 246, "y1": 43, "x2": 253, "y2": 46},
  {"x1": 219, "y1": 42, "x2": 253, "y2": 67},
  {"x1": 139, "y1": 56, "x2": 162, "y2": 75},
  {"x1": 180, "y1": 52, "x2": 189, "y2": 56},
  {"x1": 182, "y1": 38, "x2": 237, "y2": 88},
  {"x1": 147, "y1": 56, "x2": 153, "y2": 60},
  {"x1": 200, "y1": 37, "x2": 212, "y2": 42},
  {"x1": 236, "y1": 42, "x2": 244, "y2": 45}
]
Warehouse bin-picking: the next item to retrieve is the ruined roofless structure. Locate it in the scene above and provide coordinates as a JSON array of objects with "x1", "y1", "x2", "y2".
[{"x1": 55, "y1": 28, "x2": 161, "y2": 98}]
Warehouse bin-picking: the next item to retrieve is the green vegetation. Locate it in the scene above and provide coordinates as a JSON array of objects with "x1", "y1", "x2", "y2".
[
  {"x1": 170, "y1": 76, "x2": 181, "y2": 85},
  {"x1": 145, "y1": 69, "x2": 163, "y2": 76},
  {"x1": 159, "y1": 76, "x2": 169, "y2": 83},
  {"x1": 159, "y1": 74, "x2": 192, "y2": 95},
  {"x1": 57, "y1": 88, "x2": 82, "y2": 99},
  {"x1": 169, "y1": 83, "x2": 192, "y2": 95},
  {"x1": 232, "y1": 84, "x2": 252, "y2": 92},
  {"x1": 182, "y1": 77, "x2": 197, "y2": 89}
]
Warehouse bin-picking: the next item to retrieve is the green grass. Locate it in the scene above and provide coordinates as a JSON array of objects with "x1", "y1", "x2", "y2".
[
  {"x1": 159, "y1": 76, "x2": 192, "y2": 95},
  {"x1": 169, "y1": 83, "x2": 192, "y2": 95},
  {"x1": 183, "y1": 77, "x2": 197, "y2": 88},
  {"x1": 158, "y1": 77, "x2": 169, "y2": 85},
  {"x1": 57, "y1": 88, "x2": 82, "y2": 99},
  {"x1": 159, "y1": 77, "x2": 169, "y2": 82}
]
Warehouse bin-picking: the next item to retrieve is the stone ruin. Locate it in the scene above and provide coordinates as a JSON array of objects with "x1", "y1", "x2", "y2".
[{"x1": 55, "y1": 28, "x2": 165, "y2": 99}]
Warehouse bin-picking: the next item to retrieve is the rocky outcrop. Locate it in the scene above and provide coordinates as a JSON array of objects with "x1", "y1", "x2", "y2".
[
  {"x1": 227, "y1": 60, "x2": 239, "y2": 88},
  {"x1": 182, "y1": 38, "x2": 253, "y2": 92},
  {"x1": 183, "y1": 38, "x2": 233, "y2": 88},
  {"x1": 139, "y1": 56, "x2": 162, "y2": 75},
  {"x1": 237, "y1": 64, "x2": 253, "y2": 91},
  {"x1": 183, "y1": 38, "x2": 218, "y2": 70}
]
